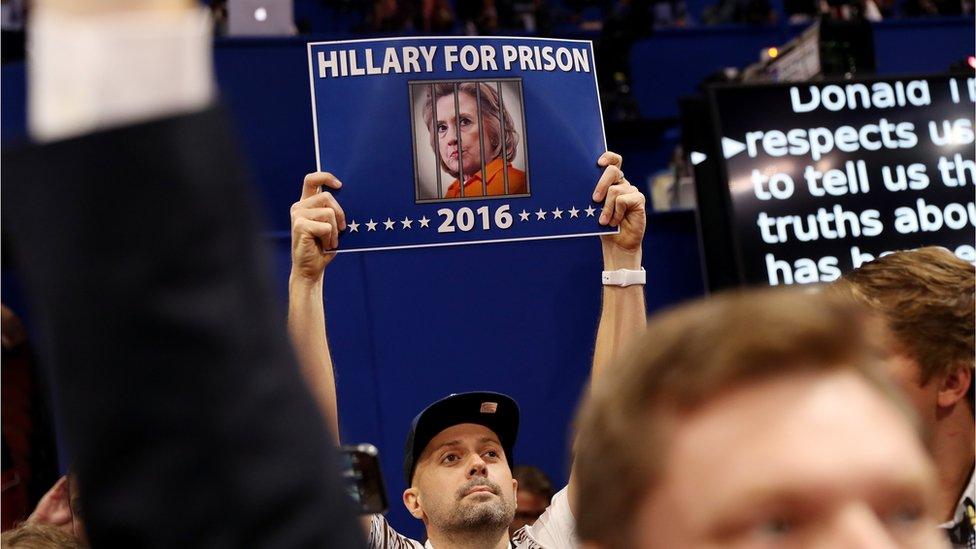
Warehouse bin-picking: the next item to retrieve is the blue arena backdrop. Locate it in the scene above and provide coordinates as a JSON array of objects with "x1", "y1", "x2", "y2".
[{"x1": 306, "y1": 36, "x2": 617, "y2": 253}]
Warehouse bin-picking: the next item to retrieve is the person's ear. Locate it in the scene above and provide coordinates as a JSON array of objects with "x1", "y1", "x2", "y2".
[
  {"x1": 28, "y1": 476, "x2": 72, "y2": 528},
  {"x1": 512, "y1": 477, "x2": 519, "y2": 496},
  {"x1": 403, "y1": 487, "x2": 425, "y2": 520},
  {"x1": 937, "y1": 365, "x2": 973, "y2": 408}
]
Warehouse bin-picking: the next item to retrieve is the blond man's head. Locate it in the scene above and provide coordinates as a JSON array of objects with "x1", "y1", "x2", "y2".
[
  {"x1": 833, "y1": 246, "x2": 974, "y2": 388},
  {"x1": 573, "y1": 288, "x2": 943, "y2": 549}
]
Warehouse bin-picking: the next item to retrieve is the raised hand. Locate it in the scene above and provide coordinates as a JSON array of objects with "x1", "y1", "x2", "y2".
[{"x1": 290, "y1": 172, "x2": 346, "y2": 281}]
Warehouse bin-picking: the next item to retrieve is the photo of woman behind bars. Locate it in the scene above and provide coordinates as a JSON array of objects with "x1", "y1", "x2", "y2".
[{"x1": 414, "y1": 80, "x2": 528, "y2": 201}]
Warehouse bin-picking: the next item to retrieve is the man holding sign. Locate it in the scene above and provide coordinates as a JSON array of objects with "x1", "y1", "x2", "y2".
[{"x1": 288, "y1": 151, "x2": 647, "y2": 548}]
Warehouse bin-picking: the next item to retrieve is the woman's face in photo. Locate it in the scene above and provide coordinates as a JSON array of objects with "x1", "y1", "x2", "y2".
[{"x1": 435, "y1": 91, "x2": 485, "y2": 177}]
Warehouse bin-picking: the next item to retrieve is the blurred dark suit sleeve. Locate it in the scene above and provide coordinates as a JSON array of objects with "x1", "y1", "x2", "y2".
[{"x1": 2, "y1": 106, "x2": 365, "y2": 548}]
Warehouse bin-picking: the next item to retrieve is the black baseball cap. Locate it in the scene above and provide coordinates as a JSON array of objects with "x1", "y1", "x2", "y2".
[{"x1": 403, "y1": 391, "x2": 519, "y2": 485}]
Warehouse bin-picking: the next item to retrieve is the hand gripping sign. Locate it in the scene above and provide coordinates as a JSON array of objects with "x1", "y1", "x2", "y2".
[{"x1": 306, "y1": 36, "x2": 617, "y2": 252}]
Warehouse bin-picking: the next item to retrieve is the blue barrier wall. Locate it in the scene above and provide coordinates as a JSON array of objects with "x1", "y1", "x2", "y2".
[
  {"x1": 1, "y1": 17, "x2": 971, "y2": 539},
  {"x1": 873, "y1": 17, "x2": 975, "y2": 74},
  {"x1": 630, "y1": 24, "x2": 804, "y2": 119}
]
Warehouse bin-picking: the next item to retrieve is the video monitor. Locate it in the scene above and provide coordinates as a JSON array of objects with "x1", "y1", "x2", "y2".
[{"x1": 695, "y1": 74, "x2": 974, "y2": 289}]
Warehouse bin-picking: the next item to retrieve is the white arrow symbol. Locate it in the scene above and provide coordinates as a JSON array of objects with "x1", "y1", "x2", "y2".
[
  {"x1": 690, "y1": 151, "x2": 707, "y2": 165},
  {"x1": 722, "y1": 137, "x2": 747, "y2": 159}
]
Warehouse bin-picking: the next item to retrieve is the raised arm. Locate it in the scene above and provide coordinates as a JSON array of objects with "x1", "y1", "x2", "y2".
[
  {"x1": 287, "y1": 172, "x2": 346, "y2": 441},
  {"x1": 568, "y1": 151, "x2": 647, "y2": 509},
  {"x1": 591, "y1": 151, "x2": 647, "y2": 385}
]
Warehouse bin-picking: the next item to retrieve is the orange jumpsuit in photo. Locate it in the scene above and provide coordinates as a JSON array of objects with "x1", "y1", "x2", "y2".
[{"x1": 445, "y1": 157, "x2": 526, "y2": 198}]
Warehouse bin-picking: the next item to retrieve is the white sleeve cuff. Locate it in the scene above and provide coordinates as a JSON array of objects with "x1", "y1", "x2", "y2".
[{"x1": 28, "y1": 6, "x2": 214, "y2": 142}]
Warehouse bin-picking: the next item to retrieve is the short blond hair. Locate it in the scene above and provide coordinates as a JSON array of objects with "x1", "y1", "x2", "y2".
[
  {"x1": 1, "y1": 523, "x2": 85, "y2": 549},
  {"x1": 573, "y1": 288, "x2": 909, "y2": 548},
  {"x1": 833, "y1": 247, "x2": 975, "y2": 385}
]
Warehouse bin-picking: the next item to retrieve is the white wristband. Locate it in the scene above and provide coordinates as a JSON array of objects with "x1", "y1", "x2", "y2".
[{"x1": 602, "y1": 268, "x2": 646, "y2": 287}]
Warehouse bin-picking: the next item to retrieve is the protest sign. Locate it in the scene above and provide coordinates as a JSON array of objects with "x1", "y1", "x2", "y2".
[{"x1": 306, "y1": 37, "x2": 616, "y2": 252}]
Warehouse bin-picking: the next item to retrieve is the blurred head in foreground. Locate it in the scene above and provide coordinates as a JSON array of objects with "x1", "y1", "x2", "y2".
[
  {"x1": 0, "y1": 522, "x2": 87, "y2": 549},
  {"x1": 574, "y1": 288, "x2": 946, "y2": 549}
]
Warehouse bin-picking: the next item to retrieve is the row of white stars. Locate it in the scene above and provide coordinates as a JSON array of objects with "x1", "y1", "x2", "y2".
[{"x1": 347, "y1": 205, "x2": 598, "y2": 232}]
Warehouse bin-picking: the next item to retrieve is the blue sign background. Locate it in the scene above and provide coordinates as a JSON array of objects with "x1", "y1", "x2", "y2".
[{"x1": 307, "y1": 37, "x2": 616, "y2": 252}]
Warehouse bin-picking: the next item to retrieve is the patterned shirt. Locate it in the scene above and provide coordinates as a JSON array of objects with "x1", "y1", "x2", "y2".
[{"x1": 939, "y1": 468, "x2": 975, "y2": 549}]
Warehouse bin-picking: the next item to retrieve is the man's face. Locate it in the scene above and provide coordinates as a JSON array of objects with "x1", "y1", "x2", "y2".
[
  {"x1": 435, "y1": 92, "x2": 484, "y2": 178},
  {"x1": 882, "y1": 353, "x2": 940, "y2": 430},
  {"x1": 510, "y1": 489, "x2": 548, "y2": 535},
  {"x1": 631, "y1": 370, "x2": 945, "y2": 549},
  {"x1": 406, "y1": 423, "x2": 517, "y2": 534}
]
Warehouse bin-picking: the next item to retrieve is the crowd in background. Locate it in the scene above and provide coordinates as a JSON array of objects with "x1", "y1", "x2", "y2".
[
  {"x1": 293, "y1": 0, "x2": 970, "y2": 35},
  {"x1": 0, "y1": 1, "x2": 973, "y2": 548},
  {"x1": 4, "y1": 0, "x2": 966, "y2": 43}
]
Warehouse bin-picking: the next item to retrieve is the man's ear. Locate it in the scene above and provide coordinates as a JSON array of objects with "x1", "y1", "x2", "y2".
[
  {"x1": 512, "y1": 477, "x2": 519, "y2": 496},
  {"x1": 28, "y1": 476, "x2": 72, "y2": 527},
  {"x1": 937, "y1": 365, "x2": 973, "y2": 408},
  {"x1": 403, "y1": 487, "x2": 425, "y2": 520}
]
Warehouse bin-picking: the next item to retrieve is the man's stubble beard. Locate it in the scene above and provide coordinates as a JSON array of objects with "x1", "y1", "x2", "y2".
[{"x1": 434, "y1": 478, "x2": 515, "y2": 536}]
